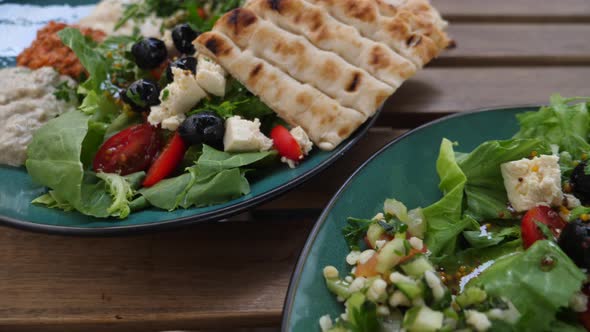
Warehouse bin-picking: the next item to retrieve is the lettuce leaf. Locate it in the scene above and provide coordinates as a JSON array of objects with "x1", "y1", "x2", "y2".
[
  {"x1": 458, "y1": 139, "x2": 549, "y2": 220},
  {"x1": 424, "y1": 139, "x2": 476, "y2": 257},
  {"x1": 515, "y1": 95, "x2": 590, "y2": 159},
  {"x1": 463, "y1": 226, "x2": 521, "y2": 249},
  {"x1": 139, "y1": 146, "x2": 276, "y2": 211},
  {"x1": 469, "y1": 241, "x2": 586, "y2": 332},
  {"x1": 58, "y1": 28, "x2": 107, "y2": 91}
]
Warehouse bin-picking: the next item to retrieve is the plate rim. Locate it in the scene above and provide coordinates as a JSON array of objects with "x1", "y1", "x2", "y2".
[
  {"x1": 0, "y1": 108, "x2": 382, "y2": 236},
  {"x1": 280, "y1": 104, "x2": 543, "y2": 331}
]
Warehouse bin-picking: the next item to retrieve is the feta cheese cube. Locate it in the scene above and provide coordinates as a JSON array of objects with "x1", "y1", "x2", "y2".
[
  {"x1": 290, "y1": 126, "x2": 313, "y2": 155},
  {"x1": 223, "y1": 116, "x2": 273, "y2": 152},
  {"x1": 501, "y1": 155, "x2": 563, "y2": 212},
  {"x1": 196, "y1": 55, "x2": 226, "y2": 97},
  {"x1": 148, "y1": 67, "x2": 206, "y2": 131}
]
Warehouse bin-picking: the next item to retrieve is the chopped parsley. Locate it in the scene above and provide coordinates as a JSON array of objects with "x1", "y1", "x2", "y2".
[
  {"x1": 343, "y1": 217, "x2": 374, "y2": 250},
  {"x1": 161, "y1": 88, "x2": 170, "y2": 101}
]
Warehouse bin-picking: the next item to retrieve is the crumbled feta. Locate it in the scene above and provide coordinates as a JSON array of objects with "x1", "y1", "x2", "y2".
[
  {"x1": 196, "y1": 55, "x2": 226, "y2": 97},
  {"x1": 367, "y1": 279, "x2": 388, "y2": 302},
  {"x1": 359, "y1": 249, "x2": 376, "y2": 265},
  {"x1": 424, "y1": 270, "x2": 445, "y2": 300},
  {"x1": 281, "y1": 156, "x2": 298, "y2": 169},
  {"x1": 564, "y1": 193, "x2": 582, "y2": 209},
  {"x1": 375, "y1": 240, "x2": 387, "y2": 250},
  {"x1": 319, "y1": 315, "x2": 333, "y2": 332},
  {"x1": 148, "y1": 67, "x2": 206, "y2": 131},
  {"x1": 346, "y1": 250, "x2": 361, "y2": 265},
  {"x1": 290, "y1": 126, "x2": 313, "y2": 155},
  {"x1": 223, "y1": 116, "x2": 273, "y2": 152},
  {"x1": 389, "y1": 272, "x2": 414, "y2": 284},
  {"x1": 486, "y1": 300, "x2": 520, "y2": 324},
  {"x1": 372, "y1": 212, "x2": 385, "y2": 221},
  {"x1": 570, "y1": 291, "x2": 588, "y2": 312},
  {"x1": 376, "y1": 305, "x2": 390, "y2": 316},
  {"x1": 501, "y1": 155, "x2": 563, "y2": 212},
  {"x1": 465, "y1": 310, "x2": 492, "y2": 332},
  {"x1": 389, "y1": 290, "x2": 410, "y2": 307},
  {"x1": 323, "y1": 266, "x2": 339, "y2": 279},
  {"x1": 348, "y1": 277, "x2": 367, "y2": 293},
  {"x1": 409, "y1": 237, "x2": 424, "y2": 251}
]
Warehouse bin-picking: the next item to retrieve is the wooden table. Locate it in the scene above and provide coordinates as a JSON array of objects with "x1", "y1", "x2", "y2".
[{"x1": 2, "y1": 1, "x2": 590, "y2": 331}]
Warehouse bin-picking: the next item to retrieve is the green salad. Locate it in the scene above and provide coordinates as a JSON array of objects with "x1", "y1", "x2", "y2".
[
  {"x1": 25, "y1": 0, "x2": 317, "y2": 219},
  {"x1": 321, "y1": 96, "x2": 590, "y2": 332}
]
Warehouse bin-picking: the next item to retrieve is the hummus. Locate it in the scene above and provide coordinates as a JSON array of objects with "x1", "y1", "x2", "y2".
[
  {"x1": 0, "y1": 67, "x2": 77, "y2": 167},
  {"x1": 78, "y1": 0, "x2": 164, "y2": 39}
]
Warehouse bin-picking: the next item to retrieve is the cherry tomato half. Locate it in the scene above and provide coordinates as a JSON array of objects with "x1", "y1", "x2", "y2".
[
  {"x1": 143, "y1": 132, "x2": 187, "y2": 187},
  {"x1": 93, "y1": 123, "x2": 161, "y2": 175},
  {"x1": 270, "y1": 125, "x2": 302, "y2": 161},
  {"x1": 521, "y1": 206, "x2": 567, "y2": 249}
]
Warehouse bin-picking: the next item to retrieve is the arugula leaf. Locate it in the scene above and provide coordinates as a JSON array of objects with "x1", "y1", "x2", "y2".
[
  {"x1": 189, "y1": 79, "x2": 274, "y2": 121},
  {"x1": 185, "y1": 0, "x2": 245, "y2": 32},
  {"x1": 197, "y1": 145, "x2": 277, "y2": 172},
  {"x1": 433, "y1": 239, "x2": 523, "y2": 273},
  {"x1": 139, "y1": 173, "x2": 192, "y2": 211},
  {"x1": 343, "y1": 218, "x2": 374, "y2": 250},
  {"x1": 424, "y1": 139, "x2": 476, "y2": 257},
  {"x1": 569, "y1": 206, "x2": 590, "y2": 221},
  {"x1": 458, "y1": 139, "x2": 550, "y2": 220},
  {"x1": 535, "y1": 220, "x2": 556, "y2": 242},
  {"x1": 53, "y1": 81, "x2": 77, "y2": 102},
  {"x1": 468, "y1": 240, "x2": 586, "y2": 332},
  {"x1": 58, "y1": 28, "x2": 107, "y2": 91},
  {"x1": 180, "y1": 168, "x2": 250, "y2": 208}
]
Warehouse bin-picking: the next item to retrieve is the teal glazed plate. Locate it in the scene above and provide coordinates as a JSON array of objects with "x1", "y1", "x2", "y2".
[
  {"x1": 0, "y1": 1, "x2": 380, "y2": 235},
  {"x1": 282, "y1": 106, "x2": 540, "y2": 331}
]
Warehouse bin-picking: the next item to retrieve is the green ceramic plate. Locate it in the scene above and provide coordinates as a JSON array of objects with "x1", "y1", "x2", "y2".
[
  {"x1": 0, "y1": 1, "x2": 380, "y2": 235},
  {"x1": 282, "y1": 106, "x2": 540, "y2": 332}
]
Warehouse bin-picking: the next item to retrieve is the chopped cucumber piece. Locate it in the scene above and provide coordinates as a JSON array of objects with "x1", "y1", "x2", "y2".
[
  {"x1": 403, "y1": 306, "x2": 444, "y2": 332},
  {"x1": 367, "y1": 223, "x2": 385, "y2": 248},
  {"x1": 325, "y1": 278, "x2": 351, "y2": 300},
  {"x1": 395, "y1": 281, "x2": 425, "y2": 300},
  {"x1": 346, "y1": 292, "x2": 367, "y2": 328},
  {"x1": 401, "y1": 255, "x2": 435, "y2": 278},
  {"x1": 456, "y1": 287, "x2": 487, "y2": 309},
  {"x1": 376, "y1": 238, "x2": 406, "y2": 273}
]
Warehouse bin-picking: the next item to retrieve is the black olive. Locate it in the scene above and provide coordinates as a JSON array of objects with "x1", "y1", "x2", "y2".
[
  {"x1": 571, "y1": 162, "x2": 590, "y2": 204},
  {"x1": 558, "y1": 219, "x2": 590, "y2": 269},
  {"x1": 179, "y1": 112, "x2": 225, "y2": 149},
  {"x1": 172, "y1": 23, "x2": 200, "y2": 54},
  {"x1": 131, "y1": 38, "x2": 168, "y2": 69},
  {"x1": 122, "y1": 79, "x2": 161, "y2": 112},
  {"x1": 166, "y1": 56, "x2": 198, "y2": 82}
]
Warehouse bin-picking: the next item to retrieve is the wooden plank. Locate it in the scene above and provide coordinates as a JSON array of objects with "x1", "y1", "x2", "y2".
[
  {"x1": 437, "y1": 24, "x2": 590, "y2": 66},
  {"x1": 0, "y1": 219, "x2": 314, "y2": 331},
  {"x1": 435, "y1": 0, "x2": 590, "y2": 22},
  {"x1": 379, "y1": 66, "x2": 590, "y2": 128}
]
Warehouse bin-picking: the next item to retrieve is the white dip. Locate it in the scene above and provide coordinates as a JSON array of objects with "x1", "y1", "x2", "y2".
[
  {"x1": 0, "y1": 67, "x2": 77, "y2": 167},
  {"x1": 78, "y1": 0, "x2": 165, "y2": 38}
]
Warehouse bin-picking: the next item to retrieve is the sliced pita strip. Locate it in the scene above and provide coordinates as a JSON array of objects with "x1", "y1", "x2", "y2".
[
  {"x1": 245, "y1": 0, "x2": 416, "y2": 88},
  {"x1": 305, "y1": 0, "x2": 448, "y2": 67},
  {"x1": 213, "y1": 8, "x2": 394, "y2": 117},
  {"x1": 375, "y1": 0, "x2": 448, "y2": 32},
  {"x1": 194, "y1": 31, "x2": 367, "y2": 150}
]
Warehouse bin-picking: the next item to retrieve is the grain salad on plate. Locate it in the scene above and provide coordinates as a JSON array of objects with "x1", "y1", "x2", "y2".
[{"x1": 0, "y1": 0, "x2": 450, "y2": 219}]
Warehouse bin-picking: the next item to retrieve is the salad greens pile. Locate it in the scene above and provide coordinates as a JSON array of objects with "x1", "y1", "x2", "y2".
[
  {"x1": 25, "y1": 3, "x2": 278, "y2": 219},
  {"x1": 323, "y1": 96, "x2": 590, "y2": 332}
]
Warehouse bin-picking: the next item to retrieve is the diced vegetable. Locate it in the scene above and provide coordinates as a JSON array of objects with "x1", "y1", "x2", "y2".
[
  {"x1": 403, "y1": 306, "x2": 444, "y2": 332},
  {"x1": 401, "y1": 255, "x2": 435, "y2": 278}
]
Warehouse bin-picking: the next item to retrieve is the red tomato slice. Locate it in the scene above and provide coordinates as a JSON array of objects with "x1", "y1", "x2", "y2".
[
  {"x1": 521, "y1": 206, "x2": 566, "y2": 249},
  {"x1": 93, "y1": 123, "x2": 161, "y2": 175},
  {"x1": 270, "y1": 125, "x2": 302, "y2": 161},
  {"x1": 143, "y1": 132, "x2": 187, "y2": 187}
]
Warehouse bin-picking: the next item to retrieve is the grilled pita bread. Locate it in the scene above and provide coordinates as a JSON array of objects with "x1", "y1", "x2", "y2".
[
  {"x1": 375, "y1": 0, "x2": 448, "y2": 32},
  {"x1": 194, "y1": 31, "x2": 367, "y2": 150},
  {"x1": 244, "y1": 0, "x2": 416, "y2": 88},
  {"x1": 213, "y1": 8, "x2": 394, "y2": 117},
  {"x1": 305, "y1": 0, "x2": 449, "y2": 67}
]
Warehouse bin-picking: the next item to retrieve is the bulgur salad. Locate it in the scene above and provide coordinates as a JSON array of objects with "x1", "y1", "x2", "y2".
[{"x1": 320, "y1": 96, "x2": 590, "y2": 332}]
